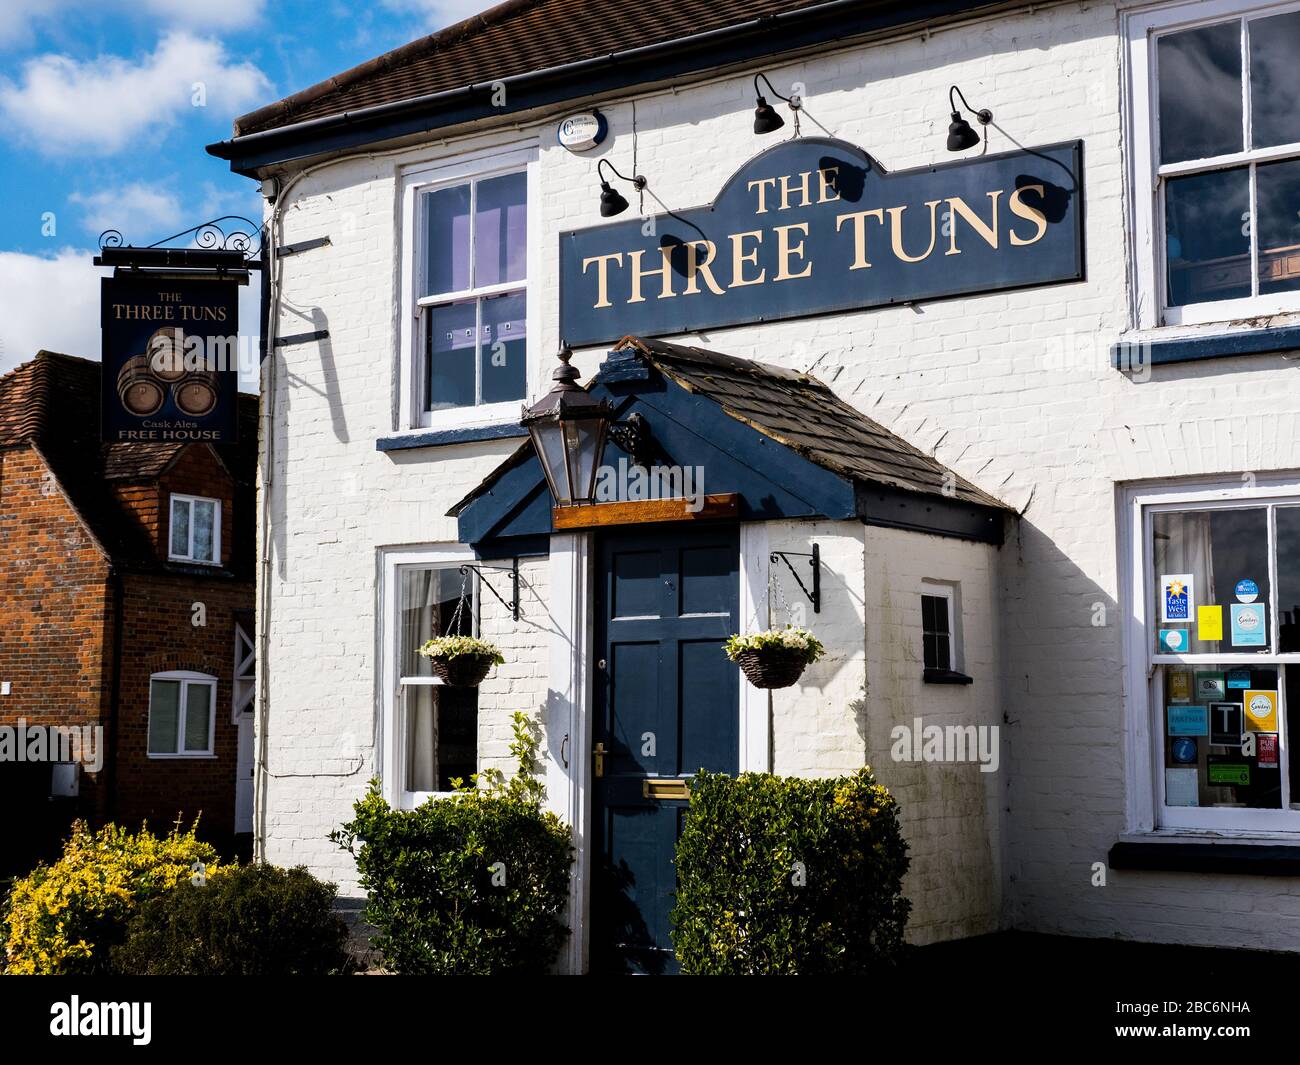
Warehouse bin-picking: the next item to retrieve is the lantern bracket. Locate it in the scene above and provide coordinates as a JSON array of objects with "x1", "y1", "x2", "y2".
[
  {"x1": 606, "y1": 412, "x2": 654, "y2": 467},
  {"x1": 769, "y1": 544, "x2": 820, "y2": 614},
  {"x1": 459, "y1": 559, "x2": 519, "y2": 621}
]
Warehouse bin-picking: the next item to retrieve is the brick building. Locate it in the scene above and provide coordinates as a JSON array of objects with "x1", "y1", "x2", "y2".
[
  {"x1": 0, "y1": 351, "x2": 256, "y2": 871},
  {"x1": 209, "y1": 0, "x2": 1300, "y2": 971}
]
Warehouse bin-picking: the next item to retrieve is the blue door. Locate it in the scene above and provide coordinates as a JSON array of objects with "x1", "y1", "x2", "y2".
[{"x1": 591, "y1": 524, "x2": 740, "y2": 974}]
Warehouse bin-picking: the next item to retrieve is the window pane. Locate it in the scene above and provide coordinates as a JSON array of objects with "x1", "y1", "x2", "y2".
[
  {"x1": 1256, "y1": 158, "x2": 1300, "y2": 296},
  {"x1": 1277, "y1": 507, "x2": 1300, "y2": 652},
  {"x1": 480, "y1": 291, "x2": 527, "y2": 404},
  {"x1": 423, "y1": 184, "x2": 471, "y2": 296},
  {"x1": 1164, "y1": 167, "x2": 1251, "y2": 306},
  {"x1": 1152, "y1": 508, "x2": 1270, "y2": 655},
  {"x1": 1160, "y1": 663, "x2": 1281, "y2": 810},
  {"x1": 405, "y1": 684, "x2": 478, "y2": 794},
  {"x1": 184, "y1": 684, "x2": 212, "y2": 752},
  {"x1": 1157, "y1": 21, "x2": 1242, "y2": 164},
  {"x1": 474, "y1": 171, "x2": 527, "y2": 288},
  {"x1": 399, "y1": 567, "x2": 468, "y2": 678},
  {"x1": 149, "y1": 680, "x2": 180, "y2": 754},
  {"x1": 170, "y1": 498, "x2": 189, "y2": 557},
  {"x1": 1249, "y1": 11, "x2": 1300, "y2": 149},
  {"x1": 192, "y1": 500, "x2": 216, "y2": 562},
  {"x1": 427, "y1": 300, "x2": 477, "y2": 410},
  {"x1": 922, "y1": 594, "x2": 950, "y2": 635}
]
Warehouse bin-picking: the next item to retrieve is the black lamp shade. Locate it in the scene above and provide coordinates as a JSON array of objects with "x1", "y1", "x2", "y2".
[
  {"x1": 946, "y1": 111, "x2": 980, "y2": 151},
  {"x1": 599, "y1": 181, "x2": 630, "y2": 217},
  {"x1": 753, "y1": 96, "x2": 785, "y2": 135}
]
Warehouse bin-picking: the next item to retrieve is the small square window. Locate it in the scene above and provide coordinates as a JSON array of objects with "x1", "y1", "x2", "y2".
[
  {"x1": 148, "y1": 673, "x2": 215, "y2": 757},
  {"x1": 169, "y1": 494, "x2": 220, "y2": 564}
]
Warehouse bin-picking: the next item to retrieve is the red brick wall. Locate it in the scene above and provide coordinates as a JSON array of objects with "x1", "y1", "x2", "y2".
[
  {"x1": 112, "y1": 571, "x2": 250, "y2": 844},
  {"x1": 0, "y1": 444, "x2": 113, "y2": 824},
  {"x1": 112, "y1": 481, "x2": 161, "y2": 555}
]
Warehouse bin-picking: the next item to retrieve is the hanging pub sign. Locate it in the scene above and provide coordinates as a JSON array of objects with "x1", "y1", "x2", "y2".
[
  {"x1": 101, "y1": 273, "x2": 239, "y2": 443},
  {"x1": 559, "y1": 136, "x2": 1084, "y2": 346}
]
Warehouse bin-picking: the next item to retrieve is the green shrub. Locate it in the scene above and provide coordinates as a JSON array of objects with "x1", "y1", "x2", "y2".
[
  {"x1": 112, "y1": 864, "x2": 350, "y2": 975},
  {"x1": 331, "y1": 712, "x2": 573, "y2": 974},
  {"x1": 3, "y1": 819, "x2": 224, "y2": 975},
  {"x1": 671, "y1": 768, "x2": 911, "y2": 975}
]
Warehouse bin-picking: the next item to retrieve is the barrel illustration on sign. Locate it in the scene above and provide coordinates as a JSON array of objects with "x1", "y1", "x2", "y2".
[
  {"x1": 559, "y1": 136, "x2": 1084, "y2": 346},
  {"x1": 101, "y1": 274, "x2": 239, "y2": 443}
]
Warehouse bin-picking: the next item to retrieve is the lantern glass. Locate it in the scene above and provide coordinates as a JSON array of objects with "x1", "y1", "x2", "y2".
[
  {"x1": 562, "y1": 416, "x2": 607, "y2": 505},
  {"x1": 528, "y1": 420, "x2": 570, "y2": 504}
]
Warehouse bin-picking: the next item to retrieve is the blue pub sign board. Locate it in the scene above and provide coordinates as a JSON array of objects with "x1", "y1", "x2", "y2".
[{"x1": 559, "y1": 136, "x2": 1084, "y2": 346}]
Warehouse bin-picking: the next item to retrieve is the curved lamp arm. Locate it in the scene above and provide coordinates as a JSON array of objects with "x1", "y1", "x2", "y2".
[
  {"x1": 597, "y1": 157, "x2": 646, "y2": 190},
  {"x1": 755, "y1": 72, "x2": 799, "y2": 107},
  {"x1": 949, "y1": 84, "x2": 992, "y2": 123}
]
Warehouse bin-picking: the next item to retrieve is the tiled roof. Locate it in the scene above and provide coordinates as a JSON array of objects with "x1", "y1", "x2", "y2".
[
  {"x1": 613, "y1": 336, "x2": 1009, "y2": 510},
  {"x1": 234, "y1": 0, "x2": 836, "y2": 136},
  {"x1": 0, "y1": 351, "x2": 257, "y2": 570}
]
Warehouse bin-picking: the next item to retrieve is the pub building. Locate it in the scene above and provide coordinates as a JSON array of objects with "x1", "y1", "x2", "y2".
[{"x1": 208, "y1": 0, "x2": 1300, "y2": 971}]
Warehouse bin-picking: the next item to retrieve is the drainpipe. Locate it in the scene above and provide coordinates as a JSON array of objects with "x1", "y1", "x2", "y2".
[{"x1": 104, "y1": 566, "x2": 125, "y2": 824}]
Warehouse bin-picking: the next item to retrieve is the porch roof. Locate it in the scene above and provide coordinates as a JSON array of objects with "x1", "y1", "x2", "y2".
[{"x1": 450, "y1": 336, "x2": 1012, "y2": 550}]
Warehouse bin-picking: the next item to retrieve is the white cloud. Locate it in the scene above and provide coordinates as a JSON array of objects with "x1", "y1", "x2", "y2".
[
  {"x1": 0, "y1": 31, "x2": 272, "y2": 155},
  {"x1": 0, "y1": 248, "x2": 105, "y2": 371},
  {"x1": 0, "y1": 1, "x2": 265, "y2": 47},
  {"x1": 0, "y1": 248, "x2": 261, "y2": 394},
  {"x1": 380, "y1": 0, "x2": 491, "y2": 31},
  {"x1": 70, "y1": 184, "x2": 184, "y2": 239}
]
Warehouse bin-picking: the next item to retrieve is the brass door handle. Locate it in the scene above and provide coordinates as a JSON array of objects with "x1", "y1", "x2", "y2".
[{"x1": 593, "y1": 742, "x2": 606, "y2": 778}]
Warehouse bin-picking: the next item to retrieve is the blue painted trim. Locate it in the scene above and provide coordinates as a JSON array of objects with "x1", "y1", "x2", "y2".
[
  {"x1": 1111, "y1": 325, "x2": 1300, "y2": 368},
  {"x1": 376, "y1": 422, "x2": 528, "y2": 451}
]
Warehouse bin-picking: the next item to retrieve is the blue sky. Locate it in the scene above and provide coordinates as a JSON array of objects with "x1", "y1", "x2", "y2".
[{"x1": 0, "y1": 0, "x2": 485, "y2": 384}]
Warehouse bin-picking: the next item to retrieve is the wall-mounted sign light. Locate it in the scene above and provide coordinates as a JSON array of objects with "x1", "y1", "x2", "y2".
[
  {"x1": 558, "y1": 110, "x2": 608, "y2": 153},
  {"x1": 753, "y1": 72, "x2": 800, "y2": 135},
  {"x1": 946, "y1": 84, "x2": 993, "y2": 151},
  {"x1": 595, "y1": 158, "x2": 646, "y2": 217}
]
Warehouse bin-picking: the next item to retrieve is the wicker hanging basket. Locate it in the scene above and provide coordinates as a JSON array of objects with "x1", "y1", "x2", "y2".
[
  {"x1": 733, "y1": 647, "x2": 810, "y2": 689},
  {"x1": 428, "y1": 653, "x2": 496, "y2": 688}
]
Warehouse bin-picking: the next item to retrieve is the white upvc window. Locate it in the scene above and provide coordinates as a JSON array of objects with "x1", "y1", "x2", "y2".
[
  {"x1": 379, "y1": 545, "x2": 483, "y2": 809},
  {"x1": 148, "y1": 671, "x2": 217, "y2": 757},
  {"x1": 1123, "y1": 474, "x2": 1300, "y2": 834},
  {"x1": 398, "y1": 143, "x2": 539, "y2": 432},
  {"x1": 1126, "y1": 0, "x2": 1300, "y2": 328},
  {"x1": 169, "y1": 493, "x2": 220, "y2": 564}
]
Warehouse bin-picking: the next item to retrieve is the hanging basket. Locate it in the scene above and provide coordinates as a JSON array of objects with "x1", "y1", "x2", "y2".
[
  {"x1": 427, "y1": 653, "x2": 497, "y2": 688},
  {"x1": 733, "y1": 647, "x2": 810, "y2": 690}
]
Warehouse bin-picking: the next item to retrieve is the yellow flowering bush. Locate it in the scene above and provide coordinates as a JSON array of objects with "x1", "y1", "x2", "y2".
[{"x1": 3, "y1": 819, "x2": 225, "y2": 975}]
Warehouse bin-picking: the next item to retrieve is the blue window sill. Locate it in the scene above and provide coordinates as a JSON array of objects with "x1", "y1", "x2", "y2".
[
  {"x1": 377, "y1": 423, "x2": 528, "y2": 452},
  {"x1": 1112, "y1": 324, "x2": 1300, "y2": 368}
]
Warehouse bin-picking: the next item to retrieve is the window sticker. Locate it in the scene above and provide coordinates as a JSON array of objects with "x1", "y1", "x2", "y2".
[
  {"x1": 1165, "y1": 767, "x2": 1199, "y2": 806},
  {"x1": 1230, "y1": 602, "x2": 1266, "y2": 646},
  {"x1": 1171, "y1": 736, "x2": 1199, "y2": 763},
  {"x1": 1194, "y1": 671, "x2": 1227, "y2": 703},
  {"x1": 1168, "y1": 669, "x2": 1193, "y2": 703},
  {"x1": 1160, "y1": 573, "x2": 1195, "y2": 623},
  {"x1": 1168, "y1": 704, "x2": 1209, "y2": 736},
  {"x1": 1207, "y1": 760, "x2": 1250, "y2": 787},
  {"x1": 1209, "y1": 701, "x2": 1243, "y2": 746},
  {"x1": 1197, "y1": 605, "x2": 1223, "y2": 642},
  {"x1": 1234, "y1": 578, "x2": 1259, "y2": 604},
  {"x1": 1244, "y1": 689, "x2": 1278, "y2": 732},
  {"x1": 1159, "y1": 629, "x2": 1189, "y2": 653},
  {"x1": 1226, "y1": 669, "x2": 1251, "y2": 690},
  {"x1": 1257, "y1": 732, "x2": 1279, "y2": 770}
]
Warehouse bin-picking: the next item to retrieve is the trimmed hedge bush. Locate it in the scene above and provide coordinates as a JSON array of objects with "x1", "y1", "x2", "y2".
[
  {"x1": 331, "y1": 712, "x2": 573, "y2": 974},
  {"x1": 112, "y1": 864, "x2": 350, "y2": 975},
  {"x1": 671, "y1": 768, "x2": 911, "y2": 975},
  {"x1": 3, "y1": 819, "x2": 224, "y2": 975}
]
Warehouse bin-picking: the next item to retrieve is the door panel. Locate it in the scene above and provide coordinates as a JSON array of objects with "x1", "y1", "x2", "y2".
[{"x1": 592, "y1": 524, "x2": 739, "y2": 974}]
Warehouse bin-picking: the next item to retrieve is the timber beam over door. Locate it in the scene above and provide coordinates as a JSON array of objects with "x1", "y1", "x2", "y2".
[{"x1": 552, "y1": 494, "x2": 739, "y2": 530}]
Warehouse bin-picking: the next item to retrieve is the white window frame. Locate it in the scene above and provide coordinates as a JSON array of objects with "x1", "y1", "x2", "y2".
[
  {"x1": 232, "y1": 619, "x2": 255, "y2": 723},
  {"x1": 397, "y1": 143, "x2": 540, "y2": 434},
  {"x1": 1126, "y1": 0, "x2": 1300, "y2": 329},
  {"x1": 168, "y1": 493, "x2": 221, "y2": 565},
  {"x1": 1122, "y1": 472, "x2": 1300, "y2": 835},
  {"x1": 378, "y1": 543, "x2": 479, "y2": 810},
  {"x1": 147, "y1": 670, "x2": 217, "y2": 758},
  {"x1": 921, "y1": 579, "x2": 963, "y2": 673}
]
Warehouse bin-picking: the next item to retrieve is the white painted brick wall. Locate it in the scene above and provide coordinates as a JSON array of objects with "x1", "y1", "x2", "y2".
[{"x1": 262, "y1": 0, "x2": 1300, "y2": 945}]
